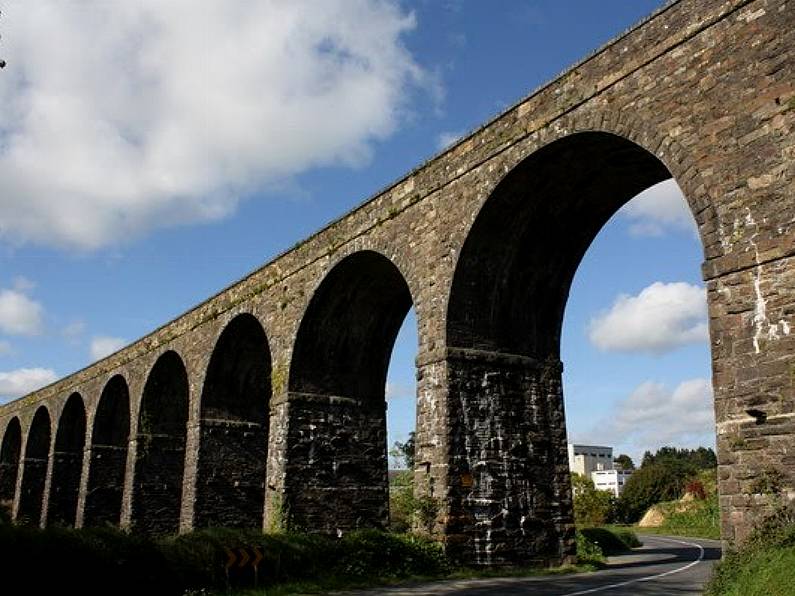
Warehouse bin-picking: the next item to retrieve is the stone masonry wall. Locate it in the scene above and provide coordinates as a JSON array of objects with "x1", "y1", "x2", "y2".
[{"x1": 0, "y1": 0, "x2": 791, "y2": 565}]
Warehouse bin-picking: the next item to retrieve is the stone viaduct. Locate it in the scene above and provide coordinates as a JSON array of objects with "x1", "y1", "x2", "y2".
[{"x1": 0, "y1": 0, "x2": 792, "y2": 566}]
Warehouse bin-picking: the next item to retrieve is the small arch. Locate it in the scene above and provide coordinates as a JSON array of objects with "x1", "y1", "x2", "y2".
[
  {"x1": 287, "y1": 250, "x2": 414, "y2": 532},
  {"x1": 48, "y1": 393, "x2": 87, "y2": 527},
  {"x1": 0, "y1": 417, "x2": 22, "y2": 517},
  {"x1": 131, "y1": 350, "x2": 189, "y2": 535},
  {"x1": 84, "y1": 375, "x2": 130, "y2": 527},
  {"x1": 17, "y1": 406, "x2": 51, "y2": 525},
  {"x1": 195, "y1": 313, "x2": 272, "y2": 529},
  {"x1": 290, "y1": 250, "x2": 414, "y2": 400}
]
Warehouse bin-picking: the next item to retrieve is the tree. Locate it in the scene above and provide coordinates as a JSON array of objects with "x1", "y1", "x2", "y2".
[
  {"x1": 640, "y1": 446, "x2": 716, "y2": 471},
  {"x1": 617, "y1": 463, "x2": 687, "y2": 522},
  {"x1": 614, "y1": 454, "x2": 635, "y2": 471},
  {"x1": 390, "y1": 432, "x2": 415, "y2": 469},
  {"x1": 571, "y1": 473, "x2": 616, "y2": 526}
]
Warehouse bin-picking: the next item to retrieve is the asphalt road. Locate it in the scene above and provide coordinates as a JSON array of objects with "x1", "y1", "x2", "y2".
[{"x1": 341, "y1": 535, "x2": 722, "y2": 595}]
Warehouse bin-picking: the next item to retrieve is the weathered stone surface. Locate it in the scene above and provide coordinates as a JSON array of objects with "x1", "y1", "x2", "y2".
[
  {"x1": 0, "y1": 0, "x2": 792, "y2": 565},
  {"x1": 283, "y1": 394, "x2": 389, "y2": 534},
  {"x1": 0, "y1": 418, "x2": 21, "y2": 511},
  {"x1": 83, "y1": 446, "x2": 127, "y2": 527},
  {"x1": 195, "y1": 422, "x2": 267, "y2": 529}
]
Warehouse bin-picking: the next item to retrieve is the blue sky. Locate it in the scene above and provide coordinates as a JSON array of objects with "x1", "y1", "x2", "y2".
[{"x1": 0, "y1": 0, "x2": 714, "y2": 465}]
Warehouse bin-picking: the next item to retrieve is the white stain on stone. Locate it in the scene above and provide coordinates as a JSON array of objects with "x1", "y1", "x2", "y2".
[
  {"x1": 747, "y1": 209, "x2": 767, "y2": 354},
  {"x1": 745, "y1": 208, "x2": 788, "y2": 353},
  {"x1": 752, "y1": 269, "x2": 766, "y2": 354}
]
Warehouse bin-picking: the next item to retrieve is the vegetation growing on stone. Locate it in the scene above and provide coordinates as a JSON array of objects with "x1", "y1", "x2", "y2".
[{"x1": 705, "y1": 502, "x2": 795, "y2": 596}]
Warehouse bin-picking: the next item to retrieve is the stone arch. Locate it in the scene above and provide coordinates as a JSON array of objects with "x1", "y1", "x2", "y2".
[
  {"x1": 0, "y1": 417, "x2": 22, "y2": 516},
  {"x1": 448, "y1": 130, "x2": 676, "y2": 356},
  {"x1": 84, "y1": 375, "x2": 130, "y2": 527},
  {"x1": 48, "y1": 393, "x2": 87, "y2": 527},
  {"x1": 131, "y1": 350, "x2": 189, "y2": 535},
  {"x1": 287, "y1": 249, "x2": 415, "y2": 533},
  {"x1": 195, "y1": 313, "x2": 272, "y2": 529},
  {"x1": 17, "y1": 406, "x2": 51, "y2": 525},
  {"x1": 443, "y1": 130, "x2": 701, "y2": 565}
]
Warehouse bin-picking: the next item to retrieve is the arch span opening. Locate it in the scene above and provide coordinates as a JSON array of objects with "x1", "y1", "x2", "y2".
[
  {"x1": 48, "y1": 393, "x2": 87, "y2": 527},
  {"x1": 17, "y1": 406, "x2": 51, "y2": 526},
  {"x1": 196, "y1": 313, "x2": 272, "y2": 529},
  {"x1": 131, "y1": 350, "x2": 189, "y2": 535},
  {"x1": 84, "y1": 375, "x2": 130, "y2": 527},
  {"x1": 288, "y1": 250, "x2": 414, "y2": 533},
  {"x1": 444, "y1": 131, "x2": 702, "y2": 565},
  {"x1": 0, "y1": 417, "x2": 22, "y2": 516}
]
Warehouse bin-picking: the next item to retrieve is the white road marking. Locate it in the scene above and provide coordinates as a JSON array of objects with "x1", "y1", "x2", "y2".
[{"x1": 559, "y1": 536, "x2": 706, "y2": 596}]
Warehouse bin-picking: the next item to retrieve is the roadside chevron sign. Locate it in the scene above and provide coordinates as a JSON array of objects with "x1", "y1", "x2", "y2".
[{"x1": 225, "y1": 546, "x2": 264, "y2": 570}]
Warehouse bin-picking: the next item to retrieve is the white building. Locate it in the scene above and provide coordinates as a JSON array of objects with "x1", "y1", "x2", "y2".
[
  {"x1": 592, "y1": 469, "x2": 634, "y2": 497},
  {"x1": 567, "y1": 444, "x2": 614, "y2": 477}
]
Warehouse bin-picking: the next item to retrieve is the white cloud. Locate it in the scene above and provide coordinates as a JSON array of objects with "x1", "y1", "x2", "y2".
[
  {"x1": 0, "y1": 367, "x2": 58, "y2": 402},
  {"x1": 90, "y1": 336, "x2": 126, "y2": 361},
  {"x1": 620, "y1": 179, "x2": 696, "y2": 237},
  {"x1": 0, "y1": 286, "x2": 44, "y2": 336},
  {"x1": 436, "y1": 130, "x2": 464, "y2": 150},
  {"x1": 12, "y1": 276, "x2": 36, "y2": 292},
  {"x1": 0, "y1": 341, "x2": 12, "y2": 356},
  {"x1": 0, "y1": 1, "x2": 432, "y2": 250},
  {"x1": 386, "y1": 381, "x2": 414, "y2": 400},
  {"x1": 581, "y1": 378, "x2": 715, "y2": 456},
  {"x1": 588, "y1": 281, "x2": 708, "y2": 355},
  {"x1": 62, "y1": 320, "x2": 86, "y2": 342}
]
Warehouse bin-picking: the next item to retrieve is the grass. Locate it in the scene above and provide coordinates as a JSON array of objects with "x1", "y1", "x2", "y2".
[
  {"x1": 227, "y1": 562, "x2": 597, "y2": 595},
  {"x1": 705, "y1": 503, "x2": 795, "y2": 596},
  {"x1": 638, "y1": 494, "x2": 720, "y2": 540},
  {"x1": 0, "y1": 522, "x2": 616, "y2": 596},
  {"x1": 0, "y1": 516, "x2": 643, "y2": 596},
  {"x1": 634, "y1": 524, "x2": 720, "y2": 540},
  {"x1": 576, "y1": 526, "x2": 641, "y2": 564},
  {"x1": 708, "y1": 546, "x2": 795, "y2": 596}
]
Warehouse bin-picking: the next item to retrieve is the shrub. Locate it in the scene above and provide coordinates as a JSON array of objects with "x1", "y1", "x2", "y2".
[
  {"x1": 389, "y1": 471, "x2": 440, "y2": 534},
  {"x1": 617, "y1": 463, "x2": 687, "y2": 522},
  {"x1": 575, "y1": 530, "x2": 604, "y2": 564},
  {"x1": 335, "y1": 530, "x2": 450, "y2": 579},
  {"x1": 0, "y1": 524, "x2": 453, "y2": 594},
  {"x1": 571, "y1": 473, "x2": 616, "y2": 526},
  {"x1": 685, "y1": 479, "x2": 707, "y2": 500},
  {"x1": 578, "y1": 527, "x2": 638, "y2": 556},
  {"x1": 0, "y1": 524, "x2": 176, "y2": 596}
]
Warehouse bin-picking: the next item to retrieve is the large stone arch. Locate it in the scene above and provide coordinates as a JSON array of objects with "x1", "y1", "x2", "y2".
[
  {"x1": 286, "y1": 249, "x2": 415, "y2": 533},
  {"x1": 131, "y1": 350, "x2": 189, "y2": 535},
  {"x1": 195, "y1": 312, "x2": 272, "y2": 529},
  {"x1": 17, "y1": 406, "x2": 51, "y2": 526},
  {"x1": 84, "y1": 375, "x2": 130, "y2": 527},
  {"x1": 0, "y1": 417, "x2": 22, "y2": 516},
  {"x1": 441, "y1": 130, "x2": 702, "y2": 565},
  {"x1": 48, "y1": 393, "x2": 87, "y2": 527}
]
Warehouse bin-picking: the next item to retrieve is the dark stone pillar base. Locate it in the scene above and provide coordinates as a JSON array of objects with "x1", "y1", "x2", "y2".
[
  {"x1": 0, "y1": 461, "x2": 18, "y2": 509},
  {"x1": 132, "y1": 435, "x2": 185, "y2": 535},
  {"x1": 195, "y1": 420, "x2": 267, "y2": 529},
  {"x1": 84, "y1": 445, "x2": 127, "y2": 527},
  {"x1": 283, "y1": 392, "x2": 388, "y2": 534},
  {"x1": 48, "y1": 451, "x2": 83, "y2": 527},
  {"x1": 441, "y1": 348, "x2": 575, "y2": 567},
  {"x1": 17, "y1": 458, "x2": 48, "y2": 526}
]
